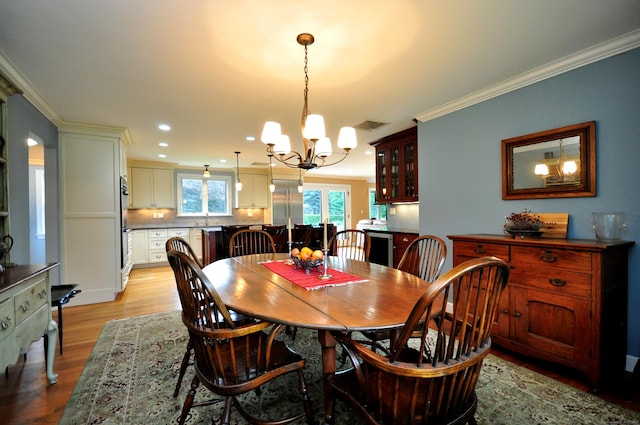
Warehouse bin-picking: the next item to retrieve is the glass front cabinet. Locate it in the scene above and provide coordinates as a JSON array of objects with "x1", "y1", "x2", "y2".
[{"x1": 370, "y1": 126, "x2": 418, "y2": 204}]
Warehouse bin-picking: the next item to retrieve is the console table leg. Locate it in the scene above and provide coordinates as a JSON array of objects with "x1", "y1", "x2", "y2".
[{"x1": 46, "y1": 319, "x2": 58, "y2": 384}]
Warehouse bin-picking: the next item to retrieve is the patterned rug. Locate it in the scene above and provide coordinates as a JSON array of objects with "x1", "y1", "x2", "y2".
[{"x1": 59, "y1": 311, "x2": 640, "y2": 424}]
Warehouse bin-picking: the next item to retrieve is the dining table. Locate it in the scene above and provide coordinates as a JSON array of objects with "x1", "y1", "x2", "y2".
[{"x1": 201, "y1": 253, "x2": 431, "y2": 423}]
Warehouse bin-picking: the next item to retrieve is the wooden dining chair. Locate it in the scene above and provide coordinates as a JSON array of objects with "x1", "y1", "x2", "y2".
[
  {"x1": 360, "y1": 234, "x2": 448, "y2": 353},
  {"x1": 262, "y1": 224, "x2": 288, "y2": 253},
  {"x1": 328, "y1": 229, "x2": 371, "y2": 261},
  {"x1": 167, "y1": 250, "x2": 315, "y2": 425},
  {"x1": 228, "y1": 229, "x2": 276, "y2": 257},
  {"x1": 327, "y1": 256, "x2": 510, "y2": 425},
  {"x1": 165, "y1": 237, "x2": 252, "y2": 398}
]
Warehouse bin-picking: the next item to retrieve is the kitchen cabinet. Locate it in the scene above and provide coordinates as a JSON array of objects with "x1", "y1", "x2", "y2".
[
  {"x1": 131, "y1": 230, "x2": 148, "y2": 264},
  {"x1": 449, "y1": 233, "x2": 634, "y2": 390},
  {"x1": 59, "y1": 124, "x2": 130, "y2": 304},
  {"x1": 393, "y1": 232, "x2": 418, "y2": 267},
  {"x1": 130, "y1": 167, "x2": 175, "y2": 208},
  {"x1": 189, "y1": 228, "x2": 203, "y2": 262},
  {"x1": 236, "y1": 173, "x2": 268, "y2": 208},
  {"x1": 132, "y1": 228, "x2": 190, "y2": 267},
  {"x1": 370, "y1": 127, "x2": 418, "y2": 204}
]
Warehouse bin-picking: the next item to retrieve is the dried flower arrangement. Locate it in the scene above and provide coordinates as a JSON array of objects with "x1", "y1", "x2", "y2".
[{"x1": 504, "y1": 209, "x2": 543, "y2": 231}]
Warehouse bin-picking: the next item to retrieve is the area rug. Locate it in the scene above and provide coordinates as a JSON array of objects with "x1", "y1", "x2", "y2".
[{"x1": 59, "y1": 311, "x2": 640, "y2": 424}]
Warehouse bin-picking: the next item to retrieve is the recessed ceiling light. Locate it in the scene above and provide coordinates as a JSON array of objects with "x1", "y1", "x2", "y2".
[
  {"x1": 158, "y1": 154, "x2": 167, "y2": 158},
  {"x1": 364, "y1": 150, "x2": 372, "y2": 155},
  {"x1": 158, "y1": 142, "x2": 169, "y2": 147},
  {"x1": 220, "y1": 159, "x2": 227, "y2": 163},
  {"x1": 246, "y1": 136, "x2": 255, "y2": 141},
  {"x1": 158, "y1": 124, "x2": 171, "y2": 131}
]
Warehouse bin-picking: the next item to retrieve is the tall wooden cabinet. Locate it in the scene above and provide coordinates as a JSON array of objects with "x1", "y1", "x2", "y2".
[
  {"x1": 369, "y1": 127, "x2": 418, "y2": 204},
  {"x1": 449, "y1": 234, "x2": 634, "y2": 389}
]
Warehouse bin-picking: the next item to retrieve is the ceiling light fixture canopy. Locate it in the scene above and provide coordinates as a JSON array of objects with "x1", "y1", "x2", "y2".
[
  {"x1": 235, "y1": 151, "x2": 243, "y2": 191},
  {"x1": 202, "y1": 164, "x2": 210, "y2": 178},
  {"x1": 261, "y1": 33, "x2": 357, "y2": 170}
]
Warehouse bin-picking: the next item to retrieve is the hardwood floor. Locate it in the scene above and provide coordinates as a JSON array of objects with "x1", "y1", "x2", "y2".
[{"x1": 0, "y1": 265, "x2": 639, "y2": 424}]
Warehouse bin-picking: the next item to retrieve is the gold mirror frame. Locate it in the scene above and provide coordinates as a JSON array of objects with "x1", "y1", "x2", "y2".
[{"x1": 502, "y1": 121, "x2": 596, "y2": 200}]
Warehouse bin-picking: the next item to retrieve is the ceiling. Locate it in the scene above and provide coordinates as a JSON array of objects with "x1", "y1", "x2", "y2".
[{"x1": 1, "y1": 1, "x2": 640, "y2": 181}]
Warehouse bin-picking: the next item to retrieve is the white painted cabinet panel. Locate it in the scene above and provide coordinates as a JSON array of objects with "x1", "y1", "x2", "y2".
[
  {"x1": 130, "y1": 167, "x2": 174, "y2": 208},
  {"x1": 236, "y1": 174, "x2": 268, "y2": 208}
]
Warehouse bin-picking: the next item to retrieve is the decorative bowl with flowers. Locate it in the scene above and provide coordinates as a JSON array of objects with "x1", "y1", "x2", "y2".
[
  {"x1": 289, "y1": 247, "x2": 325, "y2": 274},
  {"x1": 504, "y1": 209, "x2": 543, "y2": 239}
]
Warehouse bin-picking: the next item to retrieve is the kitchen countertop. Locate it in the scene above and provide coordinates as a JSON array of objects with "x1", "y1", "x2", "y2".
[{"x1": 363, "y1": 228, "x2": 419, "y2": 235}]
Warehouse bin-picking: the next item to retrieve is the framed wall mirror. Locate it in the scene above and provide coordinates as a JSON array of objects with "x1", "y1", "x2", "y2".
[{"x1": 502, "y1": 121, "x2": 596, "y2": 200}]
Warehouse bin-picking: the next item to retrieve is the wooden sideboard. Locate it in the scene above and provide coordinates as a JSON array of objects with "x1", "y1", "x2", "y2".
[
  {"x1": 448, "y1": 234, "x2": 634, "y2": 390},
  {"x1": 0, "y1": 263, "x2": 59, "y2": 384}
]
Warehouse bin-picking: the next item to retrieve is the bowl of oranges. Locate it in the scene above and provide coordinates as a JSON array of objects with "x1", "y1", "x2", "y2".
[{"x1": 290, "y1": 247, "x2": 324, "y2": 274}]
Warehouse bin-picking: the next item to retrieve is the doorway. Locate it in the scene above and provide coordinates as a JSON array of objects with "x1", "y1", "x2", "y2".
[
  {"x1": 28, "y1": 133, "x2": 46, "y2": 263},
  {"x1": 302, "y1": 183, "x2": 351, "y2": 231}
]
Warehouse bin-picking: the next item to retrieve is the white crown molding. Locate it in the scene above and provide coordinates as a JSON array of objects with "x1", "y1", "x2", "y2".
[
  {"x1": 0, "y1": 50, "x2": 62, "y2": 125},
  {"x1": 415, "y1": 29, "x2": 640, "y2": 123}
]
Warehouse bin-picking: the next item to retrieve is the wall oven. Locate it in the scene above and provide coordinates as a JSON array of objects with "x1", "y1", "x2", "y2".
[{"x1": 367, "y1": 231, "x2": 394, "y2": 267}]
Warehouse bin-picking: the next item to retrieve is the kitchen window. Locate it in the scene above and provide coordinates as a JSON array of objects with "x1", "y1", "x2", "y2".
[
  {"x1": 369, "y1": 188, "x2": 387, "y2": 220},
  {"x1": 177, "y1": 172, "x2": 232, "y2": 216}
]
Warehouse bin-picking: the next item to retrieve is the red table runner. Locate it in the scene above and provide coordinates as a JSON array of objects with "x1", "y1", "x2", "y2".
[{"x1": 261, "y1": 260, "x2": 368, "y2": 290}]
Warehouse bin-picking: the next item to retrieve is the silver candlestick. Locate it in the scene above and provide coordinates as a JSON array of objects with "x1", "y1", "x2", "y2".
[{"x1": 318, "y1": 249, "x2": 332, "y2": 280}]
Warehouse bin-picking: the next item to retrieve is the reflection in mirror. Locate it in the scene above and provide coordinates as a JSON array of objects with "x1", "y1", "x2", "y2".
[
  {"x1": 502, "y1": 121, "x2": 596, "y2": 200},
  {"x1": 512, "y1": 136, "x2": 581, "y2": 190}
]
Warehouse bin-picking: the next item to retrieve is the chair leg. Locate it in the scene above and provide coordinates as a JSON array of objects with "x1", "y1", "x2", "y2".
[
  {"x1": 178, "y1": 375, "x2": 199, "y2": 425},
  {"x1": 174, "y1": 339, "x2": 193, "y2": 397},
  {"x1": 297, "y1": 369, "x2": 315, "y2": 424},
  {"x1": 220, "y1": 397, "x2": 234, "y2": 425}
]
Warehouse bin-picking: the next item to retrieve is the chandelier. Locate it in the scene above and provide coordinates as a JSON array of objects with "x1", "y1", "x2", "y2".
[
  {"x1": 533, "y1": 138, "x2": 579, "y2": 184},
  {"x1": 261, "y1": 33, "x2": 357, "y2": 170}
]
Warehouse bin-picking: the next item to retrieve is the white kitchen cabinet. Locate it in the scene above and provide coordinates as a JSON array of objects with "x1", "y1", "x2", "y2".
[
  {"x1": 189, "y1": 228, "x2": 203, "y2": 262},
  {"x1": 130, "y1": 167, "x2": 175, "y2": 208},
  {"x1": 59, "y1": 124, "x2": 130, "y2": 304},
  {"x1": 236, "y1": 173, "x2": 268, "y2": 208},
  {"x1": 132, "y1": 228, "x2": 191, "y2": 266},
  {"x1": 131, "y1": 229, "x2": 148, "y2": 264}
]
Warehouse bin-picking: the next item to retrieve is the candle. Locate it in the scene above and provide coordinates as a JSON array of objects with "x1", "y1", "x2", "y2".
[
  {"x1": 323, "y1": 218, "x2": 328, "y2": 251},
  {"x1": 288, "y1": 217, "x2": 292, "y2": 244}
]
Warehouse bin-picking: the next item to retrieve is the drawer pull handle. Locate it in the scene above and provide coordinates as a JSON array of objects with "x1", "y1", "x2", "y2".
[
  {"x1": 402, "y1": 237, "x2": 409, "y2": 242},
  {"x1": 540, "y1": 251, "x2": 557, "y2": 263},
  {"x1": 474, "y1": 245, "x2": 486, "y2": 255},
  {"x1": 513, "y1": 312, "x2": 522, "y2": 318},
  {"x1": 1, "y1": 316, "x2": 11, "y2": 329},
  {"x1": 501, "y1": 309, "x2": 509, "y2": 315},
  {"x1": 20, "y1": 300, "x2": 31, "y2": 312},
  {"x1": 38, "y1": 290, "x2": 47, "y2": 299},
  {"x1": 548, "y1": 278, "x2": 567, "y2": 287}
]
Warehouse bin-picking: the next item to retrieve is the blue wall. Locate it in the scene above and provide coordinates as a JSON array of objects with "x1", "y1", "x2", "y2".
[
  {"x1": 7, "y1": 94, "x2": 59, "y2": 269},
  {"x1": 418, "y1": 47, "x2": 640, "y2": 357}
]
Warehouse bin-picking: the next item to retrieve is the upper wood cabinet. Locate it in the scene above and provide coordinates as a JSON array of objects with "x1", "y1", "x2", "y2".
[
  {"x1": 236, "y1": 173, "x2": 268, "y2": 208},
  {"x1": 129, "y1": 167, "x2": 175, "y2": 208},
  {"x1": 370, "y1": 127, "x2": 418, "y2": 204}
]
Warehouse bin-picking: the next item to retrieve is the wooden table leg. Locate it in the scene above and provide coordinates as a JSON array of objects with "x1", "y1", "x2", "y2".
[{"x1": 317, "y1": 330, "x2": 337, "y2": 425}]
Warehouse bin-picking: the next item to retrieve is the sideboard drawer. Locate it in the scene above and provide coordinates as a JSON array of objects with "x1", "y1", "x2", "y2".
[
  {"x1": 510, "y1": 267, "x2": 591, "y2": 298},
  {"x1": 0, "y1": 297, "x2": 15, "y2": 342},
  {"x1": 511, "y1": 246, "x2": 591, "y2": 272},
  {"x1": 14, "y1": 277, "x2": 48, "y2": 325},
  {"x1": 454, "y1": 241, "x2": 510, "y2": 261}
]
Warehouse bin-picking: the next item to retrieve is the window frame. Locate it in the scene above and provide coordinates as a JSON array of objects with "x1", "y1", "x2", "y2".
[{"x1": 176, "y1": 171, "x2": 234, "y2": 217}]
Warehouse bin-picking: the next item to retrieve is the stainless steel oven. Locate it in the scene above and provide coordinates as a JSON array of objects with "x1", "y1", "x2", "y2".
[{"x1": 367, "y1": 231, "x2": 394, "y2": 267}]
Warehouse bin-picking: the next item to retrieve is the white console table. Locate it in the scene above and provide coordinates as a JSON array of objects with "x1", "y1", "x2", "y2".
[{"x1": 0, "y1": 263, "x2": 59, "y2": 384}]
